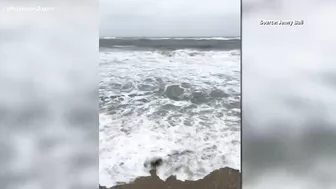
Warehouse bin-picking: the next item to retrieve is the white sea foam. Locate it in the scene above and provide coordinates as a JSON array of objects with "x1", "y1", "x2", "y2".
[
  {"x1": 101, "y1": 37, "x2": 117, "y2": 39},
  {"x1": 99, "y1": 49, "x2": 240, "y2": 187}
]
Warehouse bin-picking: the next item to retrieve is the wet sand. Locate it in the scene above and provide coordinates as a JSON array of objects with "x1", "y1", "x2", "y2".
[{"x1": 100, "y1": 167, "x2": 241, "y2": 189}]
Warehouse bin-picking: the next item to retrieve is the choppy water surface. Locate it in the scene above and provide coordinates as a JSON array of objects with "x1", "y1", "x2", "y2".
[{"x1": 99, "y1": 38, "x2": 241, "y2": 187}]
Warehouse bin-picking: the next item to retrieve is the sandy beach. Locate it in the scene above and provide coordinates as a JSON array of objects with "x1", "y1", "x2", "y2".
[{"x1": 99, "y1": 167, "x2": 240, "y2": 189}]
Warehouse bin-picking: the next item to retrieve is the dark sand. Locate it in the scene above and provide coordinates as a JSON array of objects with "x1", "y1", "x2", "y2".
[{"x1": 100, "y1": 167, "x2": 241, "y2": 189}]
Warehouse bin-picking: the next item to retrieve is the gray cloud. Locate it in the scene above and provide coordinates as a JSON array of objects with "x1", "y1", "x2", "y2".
[{"x1": 100, "y1": 0, "x2": 240, "y2": 37}]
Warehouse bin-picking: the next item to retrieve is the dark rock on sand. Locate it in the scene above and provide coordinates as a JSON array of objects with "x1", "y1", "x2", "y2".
[{"x1": 99, "y1": 167, "x2": 240, "y2": 189}]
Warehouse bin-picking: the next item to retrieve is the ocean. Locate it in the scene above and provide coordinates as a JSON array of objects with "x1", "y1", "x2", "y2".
[{"x1": 99, "y1": 37, "x2": 241, "y2": 187}]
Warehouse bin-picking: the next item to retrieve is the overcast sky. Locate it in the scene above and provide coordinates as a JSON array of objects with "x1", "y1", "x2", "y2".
[{"x1": 100, "y1": 0, "x2": 240, "y2": 37}]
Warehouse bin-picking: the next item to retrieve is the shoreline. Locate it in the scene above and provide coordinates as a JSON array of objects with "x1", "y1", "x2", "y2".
[{"x1": 100, "y1": 167, "x2": 241, "y2": 189}]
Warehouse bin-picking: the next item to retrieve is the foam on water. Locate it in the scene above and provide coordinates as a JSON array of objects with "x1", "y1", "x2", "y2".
[{"x1": 99, "y1": 49, "x2": 240, "y2": 187}]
